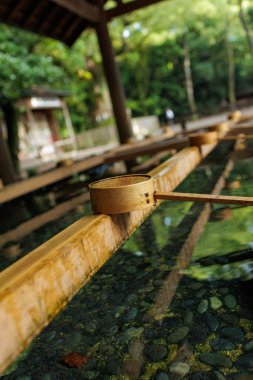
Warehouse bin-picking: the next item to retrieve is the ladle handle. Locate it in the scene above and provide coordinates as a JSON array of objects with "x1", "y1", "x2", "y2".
[
  {"x1": 155, "y1": 192, "x2": 253, "y2": 206},
  {"x1": 221, "y1": 134, "x2": 253, "y2": 141}
]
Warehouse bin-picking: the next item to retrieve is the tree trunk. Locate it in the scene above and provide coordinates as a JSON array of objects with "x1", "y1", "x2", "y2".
[
  {"x1": 225, "y1": 24, "x2": 236, "y2": 110},
  {"x1": 183, "y1": 37, "x2": 197, "y2": 115},
  {"x1": 238, "y1": 0, "x2": 253, "y2": 58},
  {"x1": 1, "y1": 100, "x2": 20, "y2": 175}
]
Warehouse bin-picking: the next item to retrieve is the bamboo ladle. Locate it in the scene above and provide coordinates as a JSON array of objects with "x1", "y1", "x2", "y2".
[
  {"x1": 89, "y1": 174, "x2": 253, "y2": 214},
  {"x1": 188, "y1": 130, "x2": 253, "y2": 147}
]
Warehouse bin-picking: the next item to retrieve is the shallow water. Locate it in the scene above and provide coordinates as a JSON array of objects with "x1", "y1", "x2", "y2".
[{"x1": 3, "y1": 142, "x2": 253, "y2": 379}]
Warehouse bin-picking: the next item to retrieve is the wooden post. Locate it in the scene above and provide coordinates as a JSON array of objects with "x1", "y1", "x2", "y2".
[
  {"x1": 95, "y1": 6, "x2": 133, "y2": 144},
  {"x1": 0, "y1": 125, "x2": 16, "y2": 185}
]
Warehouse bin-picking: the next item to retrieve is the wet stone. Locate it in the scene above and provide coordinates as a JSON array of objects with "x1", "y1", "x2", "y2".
[
  {"x1": 184, "y1": 310, "x2": 193, "y2": 325},
  {"x1": 224, "y1": 295, "x2": 237, "y2": 309},
  {"x1": 126, "y1": 266, "x2": 137, "y2": 274},
  {"x1": 214, "y1": 371, "x2": 226, "y2": 380},
  {"x1": 124, "y1": 327, "x2": 144, "y2": 339},
  {"x1": 145, "y1": 344, "x2": 168, "y2": 361},
  {"x1": 105, "y1": 325, "x2": 119, "y2": 336},
  {"x1": 155, "y1": 372, "x2": 170, "y2": 380},
  {"x1": 220, "y1": 313, "x2": 239, "y2": 326},
  {"x1": 221, "y1": 327, "x2": 245, "y2": 342},
  {"x1": 245, "y1": 340, "x2": 253, "y2": 351},
  {"x1": 210, "y1": 296, "x2": 222, "y2": 310},
  {"x1": 162, "y1": 317, "x2": 179, "y2": 329},
  {"x1": 126, "y1": 307, "x2": 138, "y2": 321},
  {"x1": 198, "y1": 300, "x2": 208, "y2": 314},
  {"x1": 126, "y1": 294, "x2": 138, "y2": 303},
  {"x1": 206, "y1": 313, "x2": 219, "y2": 332},
  {"x1": 190, "y1": 326, "x2": 208, "y2": 344},
  {"x1": 84, "y1": 371, "x2": 100, "y2": 379},
  {"x1": 190, "y1": 372, "x2": 215, "y2": 380},
  {"x1": 105, "y1": 359, "x2": 120, "y2": 375},
  {"x1": 181, "y1": 299, "x2": 195, "y2": 308},
  {"x1": 43, "y1": 330, "x2": 56, "y2": 343},
  {"x1": 144, "y1": 328, "x2": 164, "y2": 339},
  {"x1": 219, "y1": 288, "x2": 229, "y2": 295},
  {"x1": 236, "y1": 352, "x2": 253, "y2": 368},
  {"x1": 68, "y1": 332, "x2": 82, "y2": 349},
  {"x1": 210, "y1": 338, "x2": 236, "y2": 351},
  {"x1": 196, "y1": 289, "x2": 207, "y2": 298},
  {"x1": 188, "y1": 282, "x2": 203, "y2": 290},
  {"x1": 169, "y1": 362, "x2": 190, "y2": 377},
  {"x1": 167, "y1": 327, "x2": 189, "y2": 343},
  {"x1": 199, "y1": 352, "x2": 232, "y2": 368}
]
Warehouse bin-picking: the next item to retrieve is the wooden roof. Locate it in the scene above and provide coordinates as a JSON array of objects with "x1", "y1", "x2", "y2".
[{"x1": 0, "y1": 0, "x2": 164, "y2": 45}]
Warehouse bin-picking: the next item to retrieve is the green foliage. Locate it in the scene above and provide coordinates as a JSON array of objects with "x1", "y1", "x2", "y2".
[{"x1": 1, "y1": 0, "x2": 253, "y2": 128}]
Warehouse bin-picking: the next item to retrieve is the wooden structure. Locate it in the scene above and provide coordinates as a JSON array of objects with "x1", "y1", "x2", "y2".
[
  {"x1": 0, "y1": 0, "x2": 167, "y2": 146},
  {"x1": 18, "y1": 88, "x2": 77, "y2": 162},
  {"x1": 0, "y1": 137, "x2": 220, "y2": 373}
]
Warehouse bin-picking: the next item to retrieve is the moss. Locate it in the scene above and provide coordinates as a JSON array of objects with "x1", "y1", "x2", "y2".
[
  {"x1": 220, "y1": 367, "x2": 238, "y2": 375},
  {"x1": 221, "y1": 345, "x2": 243, "y2": 362},
  {"x1": 239, "y1": 318, "x2": 253, "y2": 333},
  {"x1": 189, "y1": 354, "x2": 212, "y2": 372}
]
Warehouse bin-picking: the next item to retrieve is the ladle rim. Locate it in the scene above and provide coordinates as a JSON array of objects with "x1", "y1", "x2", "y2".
[{"x1": 89, "y1": 174, "x2": 152, "y2": 190}]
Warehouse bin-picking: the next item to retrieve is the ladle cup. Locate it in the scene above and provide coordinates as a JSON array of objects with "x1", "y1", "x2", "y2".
[{"x1": 89, "y1": 174, "x2": 253, "y2": 214}]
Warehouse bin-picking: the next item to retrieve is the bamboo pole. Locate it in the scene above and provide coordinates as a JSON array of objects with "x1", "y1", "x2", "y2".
[{"x1": 0, "y1": 145, "x2": 211, "y2": 373}]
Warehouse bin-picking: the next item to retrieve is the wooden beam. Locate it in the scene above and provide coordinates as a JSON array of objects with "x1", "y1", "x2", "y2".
[
  {"x1": 105, "y1": 136, "x2": 188, "y2": 162},
  {"x1": 0, "y1": 192, "x2": 90, "y2": 248},
  {"x1": 50, "y1": 0, "x2": 100, "y2": 23},
  {"x1": 106, "y1": 0, "x2": 166, "y2": 21},
  {"x1": 0, "y1": 143, "x2": 219, "y2": 373},
  {"x1": 95, "y1": 8, "x2": 133, "y2": 144},
  {"x1": 0, "y1": 155, "x2": 103, "y2": 205},
  {"x1": 0, "y1": 126, "x2": 16, "y2": 185}
]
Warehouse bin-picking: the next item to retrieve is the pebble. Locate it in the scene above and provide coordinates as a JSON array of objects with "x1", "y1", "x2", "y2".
[
  {"x1": 224, "y1": 295, "x2": 237, "y2": 309},
  {"x1": 219, "y1": 288, "x2": 229, "y2": 295},
  {"x1": 125, "y1": 327, "x2": 144, "y2": 339},
  {"x1": 181, "y1": 299, "x2": 195, "y2": 308},
  {"x1": 43, "y1": 330, "x2": 56, "y2": 343},
  {"x1": 210, "y1": 296, "x2": 222, "y2": 310},
  {"x1": 245, "y1": 340, "x2": 253, "y2": 351},
  {"x1": 221, "y1": 327, "x2": 245, "y2": 342},
  {"x1": 199, "y1": 352, "x2": 232, "y2": 368},
  {"x1": 169, "y1": 362, "x2": 190, "y2": 377},
  {"x1": 155, "y1": 372, "x2": 170, "y2": 380},
  {"x1": 126, "y1": 294, "x2": 138, "y2": 303},
  {"x1": 190, "y1": 326, "x2": 208, "y2": 344},
  {"x1": 188, "y1": 282, "x2": 203, "y2": 290},
  {"x1": 68, "y1": 332, "x2": 82, "y2": 349},
  {"x1": 198, "y1": 300, "x2": 208, "y2": 314},
  {"x1": 126, "y1": 307, "x2": 138, "y2": 321},
  {"x1": 162, "y1": 317, "x2": 179, "y2": 329},
  {"x1": 190, "y1": 372, "x2": 215, "y2": 380},
  {"x1": 85, "y1": 371, "x2": 100, "y2": 379},
  {"x1": 214, "y1": 371, "x2": 226, "y2": 380},
  {"x1": 236, "y1": 352, "x2": 253, "y2": 368},
  {"x1": 196, "y1": 289, "x2": 207, "y2": 298},
  {"x1": 210, "y1": 338, "x2": 236, "y2": 351},
  {"x1": 106, "y1": 325, "x2": 119, "y2": 336},
  {"x1": 145, "y1": 344, "x2": 168, "y2": 361},
  {"x1": 167, "y1": 327, "x2": 189, "y2": 343},
  {"x1": 206, "y1": 313, "x2": 219, "y2": 332},
  {"x1": 184, "y1": 310, "x2": 193, "y2": 325}
]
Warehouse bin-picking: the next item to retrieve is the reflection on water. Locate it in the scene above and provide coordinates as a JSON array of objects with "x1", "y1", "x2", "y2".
[{"x1": 3, "y1": 142, "x2": 253, "y2": 379}]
